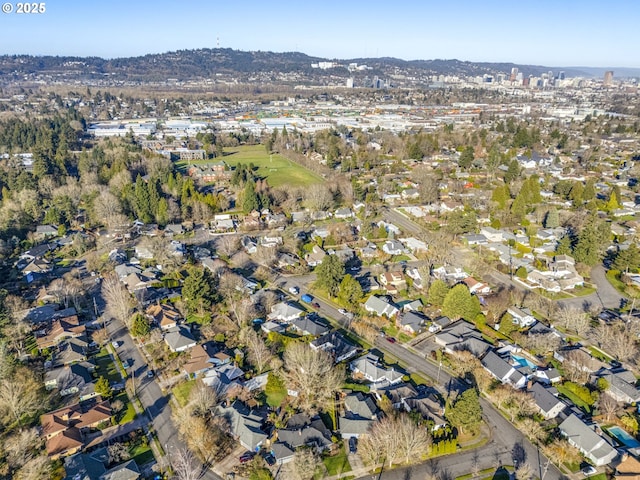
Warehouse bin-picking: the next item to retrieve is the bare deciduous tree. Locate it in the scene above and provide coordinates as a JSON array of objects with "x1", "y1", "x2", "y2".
[
  {"x1": 303, "y1": 183, "x2": 333, "y2": 212},
  {"x1": 0, "y1": 368, "x2": 40, "y2": 426},
  {"x1": 283, "y1": 342, "x2": 344, "y2": 414},
  {"x1": 562, "y1": 350, "x2": 591, "y2": 383},
  {"x1": 360, "y1": 413, "x2": 431, "y2": 467},
  {"x1": 102, "y1": 273, "x2": 133, "y2": 328},
  {"x1": 13, "y1": 455, "x2": 49, "y2": 480},
  {"x1": 189, "y1": 382, "x2": 219, "y2": 418},
  {"x1": 289, "y1": 448, "x2": 323, "y2": 480},
  {"x1": 597, "y1": 393, "x2": 619, "y2": 422},
  {"x1": 93, "y1": 190, "x2": 124, "y2": 229},
  {"x1": 216, "y1": 236, "x2": 240, "y2": 258},
  {"x1": 516, "y1": 418, "x2": 547, "y2": 445},
  {"x1": 556, "y1": 307, "x2": 590, "y2": 336},
  {"x1": 4, "y1": 428, "x2": 39, "y2": 469},
  {"x1": 595, "y1": 323, "x2": 637, "y2": 362},
  {"x1": 240, "y1": 328, "x2": 273, "y2": 374},
  {"x1": 171, "y1": 447, "x2": 202, "y2": 480},
  {"x1": 515, "y1": 462, "x2": 535, "y2": 480},
  {"x1": 107, "y1": 442, "x2": 131, "y2": 464}
]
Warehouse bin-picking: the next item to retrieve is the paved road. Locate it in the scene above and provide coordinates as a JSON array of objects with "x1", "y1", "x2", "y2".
[
  {"x1": 381, "y1": 206, "x2": 423, "y2": 235},
  {"x1": 369, "y1": 340, "x2": 566, "y2": 480},
  {"x1": 107, "y1": 319, "x2": 222, "y2": 480},
  {"x1": 558, "y1": 265, "x2": 625, "y2": 311}
]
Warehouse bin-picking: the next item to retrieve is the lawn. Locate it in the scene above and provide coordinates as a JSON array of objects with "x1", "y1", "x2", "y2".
[
  {"x1": 323, "y1": 445, "x2": 352, "y2": 476},
  {"x1": 130, "y1": 443, "x2": 155, "y2": 466},
  {"x1": 115, "y1": 393, "x2": 137, "y2": 425},
  {"x1": 556, "y1": 384, "x2": 591, "y2": 413},
  {"x1": 606, "y1": 269, "x2": 628, "y2": 295},
  {"x1": 220, "y1": 145, "x2": 325, "y2": 188},
  {"x1": 172, "y1": 380, "x2": 196, "y2": 407},
  {"x1": 265, "y1": 379, "x2": 288, "y2": 408},
  {"x1": 94, "y1": 349, "x2": 122, "y2": 383}
]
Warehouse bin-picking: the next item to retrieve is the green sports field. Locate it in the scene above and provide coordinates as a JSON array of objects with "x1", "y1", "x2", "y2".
[{"x1": 177, "y1": 145, "x2": 324, "y2": 189}]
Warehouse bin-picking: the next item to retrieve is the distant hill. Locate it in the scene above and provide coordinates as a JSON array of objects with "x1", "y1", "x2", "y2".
[{"x1": 0, "y1": 48, "x2": 637, "y2": 82}]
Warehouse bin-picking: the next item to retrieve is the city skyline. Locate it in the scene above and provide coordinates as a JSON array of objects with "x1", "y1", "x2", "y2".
[{"x1": 0, "y1": 0, "x2": 638, "y2": 68}]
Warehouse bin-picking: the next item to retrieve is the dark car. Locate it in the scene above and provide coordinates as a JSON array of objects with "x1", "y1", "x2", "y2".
[
  {"x1": 349, "y1": 437, "x2": 358, "y2": 454},
  {"x1": 386, "y1": 336, "x2": 396, "y2": 343},
  {"x1": 239, "y1": 452, "x2": 255, "y2": 463},
  {"x1": 262, "y1": 453, "x2": 276, "y2": 466},
  {"x1": 312, "y1": 302, "x2": 320, "y2": 309}
]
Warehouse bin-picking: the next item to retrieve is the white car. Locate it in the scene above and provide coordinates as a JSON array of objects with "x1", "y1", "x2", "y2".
[
  {"x1": 338, "y1": 308, "x2": 348, "y2": 315},
  {"x1": 111, "y1": 341, "x2": 119, "y2": 349},
  {"x1": 288, "y1": 286, "x2": 300, "y2": 295}
]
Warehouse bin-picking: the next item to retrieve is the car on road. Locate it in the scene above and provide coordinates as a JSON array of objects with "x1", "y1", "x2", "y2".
[
  {"x1": 288, "y1": 286, "x2": 300, "y2": 295},
  {"x1": 239, "y1": 452, "x2": 255, "y2": 463},
  {"x1": 112, "y1": 341, "x2": 120, "y2": 348},
  {"x1": 386, "y1": 336, "x2": 396, "y2": 343},
  {"x1": 581, "y1": 466, "x2": 597, "y2": 477},
  {"x1": 311, "y1": 302, "x2": 320, "y2": 309},
  {"x1": 349, "y1": 437, "x2": 358, "y2": 454},
  {"x1": 338, "y1": 308, "x2": 348, "y2": 315},
  {"x1": 122, "y1": 360, "x2": 130, "y2": 369},
  {"x1": 301, "y1": 294, "x2": 313, "y2": 303},
  {"x1": 147, "y1": 370, "x2": 154, "y2": 378}
]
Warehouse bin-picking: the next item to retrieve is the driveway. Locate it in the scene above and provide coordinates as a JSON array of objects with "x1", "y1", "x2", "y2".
[{"x1": 558, "y1": 265, "x2": 625, "y2": 311}]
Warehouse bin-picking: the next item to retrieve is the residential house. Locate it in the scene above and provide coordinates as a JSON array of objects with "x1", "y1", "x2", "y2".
[
  {"x1": 334, "y1": 207, "x2": 354, "y2": 219},
  {"x1": 36, "y1": 315, "x2": 86, "y2": 350},
  {"x1": 382, "y1": 240, "x2": 405, "y2": 255},
  {"x1": 481, "y1": 351, "x2": 527, "y2": 389},
  {"x1": 310, "y1": 331, "x2": 358, "y2": 363},
  {"x1": 133, "y1": 245, "x2": 153, "y2": 260},
  {"x1": 339, "y1": 394, "x2": 378, "y2": 440},
  {"x1": 399, "y1": 237, "x2": 428, "y2": 253},
  {"x1": 216, "y1": 401, "x2": 268, "y2": 451},
  {"x1": 164, "y1": 325, "x2": 197, "y2": 352},
  {"x1": 291, "y1": 316, "x2": 330, "y2": 337},
  {"x1": 305, "y1": 245, "x2": 327, "y2": 267},
  {"x1": 533, "y1": 368, "x2": 562, "y2": 385},
  {"x1": 508, "y1": 306, "x2": 536, "y2": 328},
  {"x1": 434, "y1": 321, "x2": 491, "y2": 356},
  {"x1": 20, "y1": 242, "x2": 55, "y2": 262},
  {"x1": 559, "y1": 414, "x2": 617, "y2": 466},
  {"x1": 22, "y1": 257, "x2": 53, "y2": 277},
  {"x1": 462, "y1": 277, "x2": 491, "y2": 295},
  {"x1": 63, "y1": 448, "x2": 110, "y2": 480},
  {"x1": 241, "y1": 236, "x2": 258, "y2": 254},
  {"x1": 164, "y1": 223, "x2": 185, "y2": 236},
  {"x1": 146, "y1": 303, "x2": 181, "y2": 330},
  {"x1": 182, "y1": 342, "x2": 225, "y2": 377},
  {"x1": 397, "y1": 311, "x2": 428, "y2": 335},
  {"x1": 41, "y1": 400, "x2": 112, "y2": 460},
  {"x1": 593, "y1": 369, "x2": 640, "y2": 404},
  {"x1": 268, "y1": 302, "x2": 305, "y2": 322},
  {"x1": 36, "y1": 224, "x2": 59, "y2": 238},
  {"x1": 432, "y1": 265, "x2": 468, "y2": 282},
  {"x1": 350, "y1": 354, "x2": 403, "y2": 387},
  {"x1": 379, "y1": 271, "x2": 407, "y2": 294},
  {"x1": 101, "y1": 460, "x2": 141, "y2": 480},
  {"x1": 44, "y1": 364, "x2": 96, "y2": 400},
  {"x1": 479, "y1": 227, "x2": 505, "y2": 242},
  {"x1": 529, "y1": 382, "x2": 566, "y2": 419},
  {"x1": 406, "y1": 267, "x2": 425, "y2": 289},
  {"x1": 554, "y1": 348, "x2": 607, "y2": 375},
  {"x1": 276, "y1": 417, "x2": 333, "y2": 453},
  {"x1": 404, "y1": 389, "x2": 447, "y2": 430},
  {"x1": 374, "y1": 382, "x2": 417, "y2": 410},
  {"x1": 428, "y1": 316, "x2": 452, "y2": 333},
  {"x1": 364, "y1": 295, "x2": 399, "y2": 317}
]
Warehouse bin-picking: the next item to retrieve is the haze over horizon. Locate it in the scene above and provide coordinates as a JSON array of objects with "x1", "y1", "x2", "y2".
[{"x1": 0, "y1": 0, "x2": 637, "y2": 68}]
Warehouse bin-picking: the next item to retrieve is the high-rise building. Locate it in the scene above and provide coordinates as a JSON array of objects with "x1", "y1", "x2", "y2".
[
  {"x1": 346, "y1": 77, "x2": 354, "y2": 88},
  {"x1": 510, "y1": 67, "x2": 518, "y2": 82},
  {"x1": 604, "y1": 71, "x2": 614, "y2": 86},
  {"x1": 559, "y1": 71, "x2": 565, "y2": 80}
]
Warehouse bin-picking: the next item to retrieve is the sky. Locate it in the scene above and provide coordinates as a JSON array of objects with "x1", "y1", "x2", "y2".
[{"x1": 0, "y1": 0, "x2": 637, "y2": 68}]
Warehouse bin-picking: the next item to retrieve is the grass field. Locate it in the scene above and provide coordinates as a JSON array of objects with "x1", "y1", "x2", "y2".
[
  {"x1": 115, "y1": 392, "x2": 137, "y2": 425},
  {"x1": 177, "y1": 145, "x2": 324, "y2": 189},
  {"x1": 172, "y1": 380, "x2": 196, "y2": 407},
  {"x1": 94, "y1": 349, "x2": 122, "y2": 383},
  {"x1": 556, "y1": 384, "x2": 592, "y2": 413},
  {"x1": 322, "y1": 445, "x2": 352, "y2": 476}
]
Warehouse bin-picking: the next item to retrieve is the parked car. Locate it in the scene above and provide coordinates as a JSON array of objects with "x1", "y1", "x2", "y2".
[
  {"x1": 338, "y1": 308, "x2": 348, "y2": 315},
  {"x1": 581, "y1": 466, "x2": 596, "y2": 477},
  {"x1": 288, "y1": 286, "x2": 299, "y2": 295},
  {"x1": 262, "y1": 453, "x2": 276, "y2": 466},
  {"x1": 349, "y1": 437, "x2": 358, "y2": 454},
  {"x1": 301, "y1": 294, "x2": 313, "y2": 303},
  {"x1": 239, "y1": 452, "x2": 255, "y2": 463},
  {"x1": 111, "y1": 341, "x2": 120, "y2": 348},
  {"x1": 147, "y1": 370, "x2": 154, "y2": 378},
  {"x1": 386, "y1": 336, "x2": 396, "y2": 343},
  {"x1": 122, "y1": 360, "x2": 130, "y2": 369}
]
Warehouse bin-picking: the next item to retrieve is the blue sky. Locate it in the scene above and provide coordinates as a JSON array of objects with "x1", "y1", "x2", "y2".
[{"x1": 0, "y1": 0, "x2": 637, "y2": 67}]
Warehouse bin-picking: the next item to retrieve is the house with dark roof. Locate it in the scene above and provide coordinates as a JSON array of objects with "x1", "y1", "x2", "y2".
[
  {"x1": 397, "y1": 311, "x2": 428, "y2": 335},
  {"x1": 559, "y1": 414, "x2": 617, "y2": 466},
  {"x1": 101, "y1": 460, "x2": 141, "y2": 480},
  {"x1": 276, "y1": 419, "x2": 333, "y2": 453},
  {"x1": 593, "y1": 369, "x2": 640, "y2": 404},
  {"x1": 434, "y1": 321, "x2": 491, "y2": 357},
  {"x1": 45, "y1": 364, "x2": 96, "y2": 400},
  {"x1": 350, "y1": 354, "x2": 404, "y2": 387},
  {"x1": 529, "y1": 382, "x2": 566, "y2": 419},
  {"x1": 310, "y1": 331, "x2": 359, "y2": 363}
]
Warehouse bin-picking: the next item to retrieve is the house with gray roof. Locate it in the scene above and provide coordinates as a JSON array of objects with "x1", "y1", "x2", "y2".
[
  {"x1": 164, "y1": 326, "x2": 196, "y2": 352},
  {"x1": 364, "y1": 295, "x2": 399, "y2": 317},
  {"x1": 481, "y1": 351, "x2": 527, "y2": 389},
  {"x1": 339, "y1": 415, "x2": 373, "y2": 439},
  {"x1": 344, "y1": 392, "x2": 379, "y2": 420},
  {"x1": 268, "y1": 302, "x2": 305, "y2": 322},
  {"x1": 100, "y1": 459, "x2": 140, "y2": 480},
  {"x1": 350, "y1": 354, "x2": 403, "y2": 387},
  {"x1": 559, "y1": 414, "x2": 617, "y2": 466},
  {"x1": 529, "y1": 382, "x2": 566, "y2": 419},
  {"x1": 216, "y1": 401, "x2": 268, "y2": 451},
  {"x1": 594, "y1": 369, "x2": 640, "y2": 404},
  {"x1": 277, "y1": 420, "x2": 333, "y2": 453},
  {"x1": 397, "y1": 311, "x2": 428, "y2": 335},
  {"x1": 45, "y1": 364, "x2": 96, "y2": 400},
  {"x1": 291, "y1": 316, "x2": 330, "y2": 336}
]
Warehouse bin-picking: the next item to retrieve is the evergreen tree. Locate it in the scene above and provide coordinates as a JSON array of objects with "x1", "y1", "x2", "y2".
[
  {"x1": 574, "y1": 218, "x2": 609, "y2": 266},
  {"x1": 583, "y1": 179, "x2": 596, "y2": 201},
  {"x1": 133, "y1": 175, "x2": 153, "y2": 223},
  {"x1": 446, "y1": 388, "x2": 482, "y2": 435},
  {"x1": 428, "y1": 280, "x2": 449, "y2": 307},
  {"x1": 613, "y1": 244, "x2": 640, "y2": 273},
  {"x1": 337, "y1": 274, "x2": 364, "y2": 308},
  {"x1": 442, "y1": 284, "x2": 480, "y2": 321},
  {"x1": 315, "y1": 254, "x2": 345, "y2": 297},
  {"x1": 95, "y1": 376, "x2": 113, "y2": 399},
  {"x1": 556, "y1": 234, "x2": 573, "y2": 255},
  {"x1": 504, "y1": 159, "x2": 520, "y2": 183},
  {"x1": 491, "y1": 185, "x2": 510, "y2": 210},
  {"x1": 569, "y1": 182, "x2": 584, "y2": 206},
  {"x1": 544, "y1": 208, "x2": 559, "y2": 228},
  {"x1": 242, "y1": 180, "x2": 260, "y2": 213},
  {"x1": 182, "y1": 266, "x2": 215, "y2": 315},
  {"x1": 459, "y1": 146, "x2": 475, "y2": 169},
  {"x1": 130, "y1": 313, "x2": 151, "y2": 337}
]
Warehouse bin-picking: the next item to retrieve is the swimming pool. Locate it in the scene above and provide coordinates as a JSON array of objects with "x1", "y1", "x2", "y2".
[
  {"x1": 511, "y1": 354, "x2": 537, "y2": 370},
  {"x1": 608, "y1": 426, "x2": 640, "y2": 448}
]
